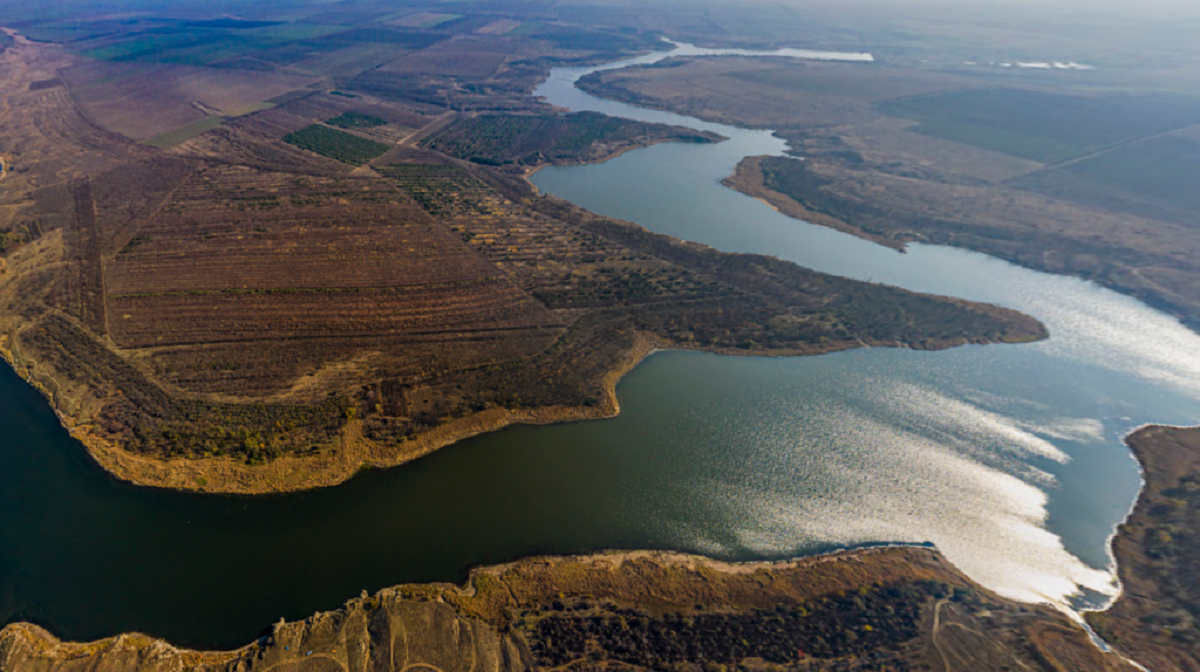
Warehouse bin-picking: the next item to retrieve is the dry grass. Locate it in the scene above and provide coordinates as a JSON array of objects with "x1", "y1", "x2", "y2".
[{"x1": 59, "y1": 60, "x2": 319, "y2": 140}]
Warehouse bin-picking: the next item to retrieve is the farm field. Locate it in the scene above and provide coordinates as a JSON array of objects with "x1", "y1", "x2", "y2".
[
  {"x1": 58, "y1": 59, "x2": 319, "y2": 139},
  {"x1": 1011, "y1": 132, "x2": 1200, "y2": 227},
  {"x1": 144, "y1": 115, "x2": 226, "y2": 148},
  {"x1": 874, "y1": 88, "x2": 1200, "y2": 163},
  {"x1": 288, "y1": 41, "x2": 413, "y2": 77},
  {"x1": 379, "y1": 36, "x2": 514, "y2": 78},
  {"x1": 577, "y1": 56, "x2": 979, "y2": 130},
  {"x1": 385, "y1": 12, "x2": 463, "y2": 29},
  {"x1": 282, "y1": 124, "x2": 392, "y2": 164}
]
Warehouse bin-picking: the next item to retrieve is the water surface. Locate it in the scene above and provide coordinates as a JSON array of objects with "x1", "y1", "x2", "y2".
[
  {"x1": 531, "y1": 43, "x2": 1200, "y2": 609},
  {"x1": 1, "y1": 44, "x2": 1199, "y2": 649}
]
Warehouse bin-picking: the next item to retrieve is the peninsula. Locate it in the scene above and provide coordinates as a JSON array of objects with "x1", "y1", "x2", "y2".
[{"x1": 0, "y1": 31, "x2": 1042, "y2": 494}]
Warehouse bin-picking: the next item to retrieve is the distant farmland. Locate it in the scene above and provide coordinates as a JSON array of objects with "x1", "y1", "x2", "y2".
[
  {"x1": 1011, "y1": 133, "x2": 1200, "y2": 225},
  {"x1": 876, "y1": 88, "x2": 1200, "y2": 163}
]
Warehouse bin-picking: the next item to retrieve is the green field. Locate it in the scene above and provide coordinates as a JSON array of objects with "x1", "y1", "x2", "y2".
[
  {"x1": 144, "y1": 116, "x2": 226, "y2": 149},
  {"x1": 17, "y1": 20, "x2": 125, "y2": 43},
  {"x1": 876, "y1": 89, "x2": 1200, "y2": 163},
  {"x1": 326, "y1": 111, "x2": 388, "y2": 129},
  {"x1": 1012, "y1": 135, "x2": 1200, "y2": 226},
  {"x1": 282, "y1": 125, "x2": 391, "y2": 165},
  {"x1": 23, "y1": 14, "x2": 438, "y2": 71}
]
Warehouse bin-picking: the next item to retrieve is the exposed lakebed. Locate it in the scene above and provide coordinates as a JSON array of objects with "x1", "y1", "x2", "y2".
[{"x1": 1, "y1": 43, "x2": 1199, "y2": 649}]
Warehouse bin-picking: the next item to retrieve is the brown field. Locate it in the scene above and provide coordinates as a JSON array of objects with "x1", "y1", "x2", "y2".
[
  {"x1": 289, "y1": 42, "x2": 413, "y2": 78},
  {"x1": 380, "y1": 37, "x2": 515, "y2": 78},
  {"x1": 109, "y1": 280, "x2": 555, "y2": 347},
  {"x1": 58, "y1": 60, "x2": 320, "y2": 140},
  {"x1": 104, "y1": 171, "x2": 492, "y2": 294},
  {"x1": 476, "y1": 19, "x2": 522, "y2": 35},
  {"x1": 0, "y1": 34, "x2": 158, "y2": 236},
  {"x1": 94, "y1": 164, "x2": 559, "y2": 385}
]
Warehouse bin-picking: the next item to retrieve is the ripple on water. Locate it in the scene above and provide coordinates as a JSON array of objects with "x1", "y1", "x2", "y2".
[{"x1": 531, "y1": 43, "x2": 1200, "y2": 609}]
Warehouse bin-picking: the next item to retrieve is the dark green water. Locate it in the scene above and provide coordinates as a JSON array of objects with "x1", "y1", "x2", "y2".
[{"x1": 3, "y1": 44, "x2": 1200, "y2": 650}]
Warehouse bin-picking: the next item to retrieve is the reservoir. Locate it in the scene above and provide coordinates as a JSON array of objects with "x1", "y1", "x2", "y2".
[{"x1": 3, "y1": 44, "x2": 1200, "y2": 650}]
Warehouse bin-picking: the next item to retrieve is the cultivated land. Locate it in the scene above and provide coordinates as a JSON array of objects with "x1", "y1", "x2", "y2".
[
  {"x1": 578, "y1": 56, "x2": 1200, "y2": 331},
  {"x1": 0, "y1": 32, "x2": 1043, "y2": 494},
  {"x1": 0, "y1": 547, "x2": 1141, "y2": 672}
]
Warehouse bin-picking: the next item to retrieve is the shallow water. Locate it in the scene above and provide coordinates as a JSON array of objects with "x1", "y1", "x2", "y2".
[{"x1": 0, "y1": 44, "x2": 1198, "y2": 650}]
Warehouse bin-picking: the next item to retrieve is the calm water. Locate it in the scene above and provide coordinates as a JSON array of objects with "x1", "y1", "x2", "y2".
[
  {"x1": 2, "y1": 44, "x2": 1199, "y2": 650},
  {"x1": 531, "y1": 46, "x2": 1200, "y2": 608}
]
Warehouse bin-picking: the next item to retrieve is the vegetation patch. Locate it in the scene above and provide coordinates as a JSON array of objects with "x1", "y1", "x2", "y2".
[
  {"x1": 144, "y1": 115, "x2": 225, "y2": 148},
  {"x1": 530, "y1": 583, "x2": 929, "y2": 665},
  {"x1": 282, "y1": 124, "x2": 390, "y2": 164},
  {"x1": 422, "y1": 112, "x2": 717, "y2": 166},
  {"x1": 326, "y1": 111, "x2": 388, "y2": 129}
]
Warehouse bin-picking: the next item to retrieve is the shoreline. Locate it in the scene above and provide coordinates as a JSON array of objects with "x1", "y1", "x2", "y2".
[
  {"x1": 3, "y1": 300, "x2": 1042, "y2": 496},
  {"x1": 0, "y1": 546, "x2": 950, "y2": 654},
  {"x1": 0, "y1": 544, "x2": 1137, "y2": 669},
  {"x1": 521, "y1": 133, "x2": 724, "y2": 179},
  {"x1": 5, "y1": 421, "x2": 1192, "y2": 665},
  {"x1": 1083, "y1": 423, "x2": 1200, "y2": 670},
  {"x1": 0, "y1": 37, "x2": 1047, "y2": 496},
  {"x1": 54, "y1": 332, "x2": 660, "y2": 495}
]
